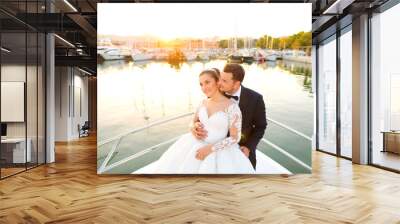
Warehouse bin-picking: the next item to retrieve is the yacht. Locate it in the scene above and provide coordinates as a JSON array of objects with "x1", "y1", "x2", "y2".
[
  {"x1": 228, "y1": 49, "x2": 254, "y2": 63},
  {"x1": 96, "y1": 113, "x2": 312, "y2": 175},
  {"x1": 183, "y1": 50, "x2": 197, "y2": 61},
  {"x1": 276, "y1": 50, "x2": 283, "y2": 60},
  {"x1": 99, "y1": 48, "x2": 126, "y2": 61},
  {"x1": 263, "y1": 49, "x2": 278, "y2": 61},
  {"x1": 196, "y1": 50, "x2": 210, "y2": 61},
  {"x1": 131, "y1": 49, "x2": 154, "y2": 61},
  {"x1": 265, "y1": 52, "x2": 277, "y2": 61},
  {"x1": 252, "y1": 49, "x2": 267, "y2": 62},
  {"x1": 282, "y1": 50, "x2": 311, "y2": 63}
]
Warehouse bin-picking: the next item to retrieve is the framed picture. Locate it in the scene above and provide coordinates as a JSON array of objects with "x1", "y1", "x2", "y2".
[{"x1": 97, "y1": 3, "x2": 312, "y2": 175}]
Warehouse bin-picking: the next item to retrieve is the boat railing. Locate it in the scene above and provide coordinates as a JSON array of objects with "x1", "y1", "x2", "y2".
[
  {"x1": 97, "y1": 112, "x2": 312, "y2": 174},
  {"x1": 98, "y1": 112, "x2": 194, "y2": 147}
]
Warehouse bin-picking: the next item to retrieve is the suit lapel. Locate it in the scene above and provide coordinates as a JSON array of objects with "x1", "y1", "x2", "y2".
[
  {"x1": 238, "y1": 86, "x2": 249, "y2": 141},
  {"x1": 239, "y1": 85, "x2": 248, "y2": 112}
]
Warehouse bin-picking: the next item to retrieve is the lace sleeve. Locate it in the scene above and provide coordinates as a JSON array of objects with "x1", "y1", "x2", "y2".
[
  {"x1": 211, "y1": 103, "x2": 242, "y2": 151},
  {"x1": 189, "y1": 100, "x2": 205, "y2": 128}
]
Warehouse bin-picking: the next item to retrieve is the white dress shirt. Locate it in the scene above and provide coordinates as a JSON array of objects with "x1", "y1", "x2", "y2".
[{"x1": 230, "y1": 86, "x2": 241, "y2": 103}]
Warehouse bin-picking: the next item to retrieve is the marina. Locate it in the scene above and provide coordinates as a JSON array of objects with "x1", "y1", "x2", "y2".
[
  {"x1": 97, "y1": 59, "x2": 313, "y2": 174},
  {"x1": 98, "y1": 46, "x2": 311, "y2": 64}
]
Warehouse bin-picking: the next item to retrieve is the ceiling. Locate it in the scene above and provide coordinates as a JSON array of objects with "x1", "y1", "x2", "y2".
[
  {"x1": 1, "y1": 0, "x2": 98, "y2": 74},
  {"x1": 0, "y1": 0, "x2": 393, "y2": 75}
]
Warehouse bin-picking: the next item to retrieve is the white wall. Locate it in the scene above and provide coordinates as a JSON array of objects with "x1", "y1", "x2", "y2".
[
  {"x1": 1, "y1": 63, "x2": 46, "y2": 163},
  {"x1": 55, "y1": 67, "x2": 89, "y2": 141},
  {"x1": 55, "y1": 67, "x2": 70, "y2": 141},
  {"x1": 71, "y1": 72, "x2": 89, "y2": 139},
  {"x1": 1, "y1": 65, "x2": 26, "y2": 151},
  {"x1": 1, "y1": 65, "x2": 31, "y2": 138}
]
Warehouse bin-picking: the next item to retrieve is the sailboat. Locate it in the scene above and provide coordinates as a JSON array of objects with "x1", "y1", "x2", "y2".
[{"x1": 264, "y1": 36, "x2": 277, "y2": 61}]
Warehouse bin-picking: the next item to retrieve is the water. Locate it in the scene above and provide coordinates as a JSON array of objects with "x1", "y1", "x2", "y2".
[{"x1": 97, "y1": 59, "x2": 313, "y2": 174}]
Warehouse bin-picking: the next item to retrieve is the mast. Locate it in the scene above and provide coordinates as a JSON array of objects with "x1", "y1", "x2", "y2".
[
  {"x1": 234, "y1": 17, "x2": 237, "y2": 51},
  {"x1": 270, "y1": 38, "x2": 274, "y2": 49}
]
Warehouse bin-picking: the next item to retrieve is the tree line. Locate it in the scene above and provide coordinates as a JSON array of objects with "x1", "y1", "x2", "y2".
[{"x1": 218, "y1": 31, "x2": 311, "y2": 50}]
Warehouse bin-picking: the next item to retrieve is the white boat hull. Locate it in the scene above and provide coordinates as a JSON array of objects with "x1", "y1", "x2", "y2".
[
  {"x1": 184, "y1": 53, "x2": 197, "y2": 61},
  {"x1": 266, "y1": 54, "x2": 277, "y2": 61},
  {"x1": 132, "y1": 53, "x2": 153, "y2": 61},
  {"x1": 282, "y1": 55, "x2": 311, "y2": 63},
  {"x1": 100, "y1": 53, "x2": 125, "y2": 61},
  {"x1": 155, "y1": 53, "x2": 168, "y2": 60}
]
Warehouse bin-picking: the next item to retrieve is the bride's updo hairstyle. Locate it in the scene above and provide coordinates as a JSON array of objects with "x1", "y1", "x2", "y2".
[{"x1": 199, "y1": 68, "x2": 220, "y2": 82}]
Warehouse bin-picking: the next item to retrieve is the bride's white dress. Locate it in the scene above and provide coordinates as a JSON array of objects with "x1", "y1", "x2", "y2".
[{"x1": 150, "y1": 100, "x2": 255, "y2": 174}]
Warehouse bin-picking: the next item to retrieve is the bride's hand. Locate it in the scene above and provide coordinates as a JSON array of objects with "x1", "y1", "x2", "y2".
[
  {"x1": 195, "y1": 145, "x2": 212, "y2": 160},
  {"x1": 191, "y1": 122, "x2": 207, "y2": 140}
]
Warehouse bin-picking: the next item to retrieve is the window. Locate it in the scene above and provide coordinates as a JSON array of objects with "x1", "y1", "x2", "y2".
[
  {"x1": 370, "y1": 2, "x2": 400, "y2": 171},
  {"x1": 318, "y1": 35, "x2": 337, "y2": 154},
  {"x1": 340, "y1": 27, "x2": 352, "y2": 158},
  {"x1": 0, "y1": 2, "x2": 46, "y2": 179}
]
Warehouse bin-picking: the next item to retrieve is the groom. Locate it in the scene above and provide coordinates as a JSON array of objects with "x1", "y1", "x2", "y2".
[{"x1": 191, "y1": 63, "x2": 267, "y2": 169}]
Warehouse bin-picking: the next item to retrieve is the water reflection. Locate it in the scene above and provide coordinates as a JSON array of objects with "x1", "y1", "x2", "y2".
[
  {"x1": 98, "y1": 59, "x2": 313, "y2": 142},
  {"x1": 277, "y1": 60, "x2": 312, "y2": 91},
  {"x1": 168, "y1": 61, "x2": 184, "y2": 70}
]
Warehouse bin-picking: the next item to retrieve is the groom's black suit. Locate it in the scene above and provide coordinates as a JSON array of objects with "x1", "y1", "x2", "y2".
[{"x1": 236, "y1": 86, "x2": 267, "y2": 169}]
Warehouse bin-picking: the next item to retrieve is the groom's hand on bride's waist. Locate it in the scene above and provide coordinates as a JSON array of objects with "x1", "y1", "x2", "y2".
[{"x1": 191, "y1": 121, "x2": 208, "y2": 140}]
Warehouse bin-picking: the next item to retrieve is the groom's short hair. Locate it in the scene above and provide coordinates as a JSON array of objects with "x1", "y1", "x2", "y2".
[{"x1": 223, "y1": 63, "x2": 245, "y2": 82}]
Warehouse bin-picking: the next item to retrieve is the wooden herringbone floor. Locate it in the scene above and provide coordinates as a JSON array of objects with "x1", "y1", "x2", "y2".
[{"x1": 1, "y1": 134, "x2": 400, "y2": 224}]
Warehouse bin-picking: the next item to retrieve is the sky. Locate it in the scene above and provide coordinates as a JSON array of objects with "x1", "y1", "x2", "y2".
[{"x1": 98, "y1": 3, "x2": 311, "y2": 40}]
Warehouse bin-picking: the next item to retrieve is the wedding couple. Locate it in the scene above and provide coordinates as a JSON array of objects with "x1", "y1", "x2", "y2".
[{"x1": 151, "y1": 63, "x2": 267, "y2": 174}]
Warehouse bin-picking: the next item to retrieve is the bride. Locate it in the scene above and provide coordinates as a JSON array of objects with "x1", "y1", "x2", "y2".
[{"x1": 150, "y1": 68, "x2": 255, "y2": 174}]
